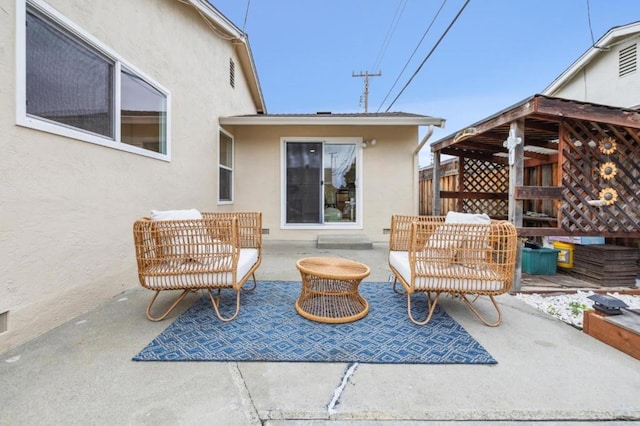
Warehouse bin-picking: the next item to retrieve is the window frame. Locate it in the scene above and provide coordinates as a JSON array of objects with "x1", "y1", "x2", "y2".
[
  {"x1": 218, "y1": 128, "x2": 234, "y2": 204},
  {"x1": 16, "y1": 0, "x2": 171, "y2": 161},
  {"x1": 280, "y1": 137, "x2": 363, "y2": 230}
]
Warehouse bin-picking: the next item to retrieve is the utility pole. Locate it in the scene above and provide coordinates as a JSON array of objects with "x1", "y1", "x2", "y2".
[{"x1": 352, "y1": 71, "x2": 381, "y2": 113}]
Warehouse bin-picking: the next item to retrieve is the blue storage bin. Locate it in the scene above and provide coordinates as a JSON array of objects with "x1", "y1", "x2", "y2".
[{"x1": 522, "y1": 247, "x2": 560, "y2": 275}]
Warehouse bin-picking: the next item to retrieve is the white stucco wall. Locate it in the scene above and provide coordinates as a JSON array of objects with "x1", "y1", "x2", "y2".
[
  {"x1": 549, "y1": 35, "x2": 640, "y2": 108},
  {"x1": 0, "y1": 0, "x2": 259, "y2": 353},
  {"x1": 225, "y1": 124, "x2": 420, "y2": 242}
]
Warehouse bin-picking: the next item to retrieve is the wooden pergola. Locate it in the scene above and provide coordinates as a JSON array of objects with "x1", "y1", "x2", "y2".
[{"x1": 430, "y1": 95, "x2": 640, "y2": 239}]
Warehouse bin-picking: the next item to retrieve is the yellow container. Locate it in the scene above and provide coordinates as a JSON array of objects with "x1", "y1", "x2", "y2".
[{"x1": 553, "y1": 241, "x2": 574, "y2": 269}]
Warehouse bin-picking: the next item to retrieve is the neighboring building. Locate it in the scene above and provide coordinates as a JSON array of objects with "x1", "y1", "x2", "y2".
[
  {"x1": 424, "y1": 21, "x2": 640, "y2": 289},
  {"x1": 1, "y1": 0, "x2": 444, "y2": 353},
  {"x1": 543, "y1": 21, "x2": 640, "y2": 108}
]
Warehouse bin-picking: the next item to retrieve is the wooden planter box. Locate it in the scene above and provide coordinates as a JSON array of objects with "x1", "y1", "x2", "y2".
[{"x1": 583, "y1": 310, "x2": 640, "y2": 360}]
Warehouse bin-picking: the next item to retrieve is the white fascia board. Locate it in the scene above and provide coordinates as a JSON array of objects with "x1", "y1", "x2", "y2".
[
  {"x1": 543, "y1": 22, "x2": 640, "y2": 95},
  {"x1": 233, "y1": 37, "x2": 267, "y2": 113},
  {"x1": 186, "y1": 0, "x2": 266, "y2": 113},
  {"x1": 187, "y1": 0, "x2": 245, "y2": 39},
  {"x1": 219, "y1": 116, "x2": 446, "y2": 127}
]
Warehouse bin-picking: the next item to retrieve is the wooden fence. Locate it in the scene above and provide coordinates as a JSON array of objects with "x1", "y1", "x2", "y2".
[{"x1": 418, "y1": 159, "x2": 458, "y2": 216}]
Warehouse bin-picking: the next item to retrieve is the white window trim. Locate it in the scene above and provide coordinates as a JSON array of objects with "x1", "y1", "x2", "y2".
[
  {"x1": 218, "y1": 127, "x2": 234, "y2": 205},
  {"x1": 280, "y1": 137, "x2": 363, "y2": 230},
  {"x1": 16, "y1": 0, "x2": 172, "y2": 161}
]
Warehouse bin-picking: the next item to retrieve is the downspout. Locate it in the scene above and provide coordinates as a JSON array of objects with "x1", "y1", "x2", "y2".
[
  {"x1": 413, "y1": 125, "x2": 435, "y2": 156},
  {"x1": 413, "y1": 125, "x2": 435, "y2": 214}
]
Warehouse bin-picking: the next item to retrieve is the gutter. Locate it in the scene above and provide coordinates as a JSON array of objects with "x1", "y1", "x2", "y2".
[{"x1": 413, "y1": 125, "x2": 435, "y2": 156}]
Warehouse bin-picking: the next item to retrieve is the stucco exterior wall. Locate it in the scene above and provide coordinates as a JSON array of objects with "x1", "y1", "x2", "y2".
[
  {"x1": 549, "y1": 34, "x2": 640, "y2": 108},
  {"x1": 225, "y1": 124, "x2": 420, "y2": 242},
  {"x1": 0, "y1": 0, "x2": 259, "y2": 353}
]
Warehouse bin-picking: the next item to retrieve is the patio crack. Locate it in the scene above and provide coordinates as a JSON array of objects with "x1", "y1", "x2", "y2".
[
  {"x1": 327, "y1": 362, "x2": 359, "y2": 415},
  {"x1": 228, "y1": 362, "x2": 262, "y2": 425}
]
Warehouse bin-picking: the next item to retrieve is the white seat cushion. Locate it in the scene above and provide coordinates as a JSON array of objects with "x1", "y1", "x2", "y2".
[
  {"x1": 444, "y1": 211, "x2": 491, "y2": 224},
  {"x1": 389, "y1": 250, "x2": 505, "y2": 292},
  {"x1": 444, "y1": 212, "x2": 491, "y2": 267},
  {"x1": 144, "y1": 248, "x2": 259, "y2": 289},
  {"x1": 389, "y1": 250, "x2": 411, "y2": 285},
  {"x1": 150, "y1": 209, "x2": 214, "y2": 260},
  {"x1": 150, "y1": 209, "x2": 202, "y2": 221}
]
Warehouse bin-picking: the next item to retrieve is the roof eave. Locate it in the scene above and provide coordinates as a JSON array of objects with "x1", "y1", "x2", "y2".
[
  {"x1": 219, "y1": 116, "x2": 446, "y2": 127},
  {"x1": 430, "y1": 94, "x2": 640, "y2": 153},
  {"x1": 543, "y1": 21, "x2": 640, "y2": 95},
  {"x1": 187, "y1": 0, "x2": 267, "y2": 114},
  {"x1": 233, "y1": 38, "x2": 267, "y2": 114},
  {"x1": 188, "y1": 0, "x2": 244, "y2": 38}
]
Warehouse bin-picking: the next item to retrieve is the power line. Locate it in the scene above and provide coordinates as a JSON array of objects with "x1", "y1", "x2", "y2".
[
  {"x1": 384, "y1": 0, "x2": 471, "y2": 112},
  {"x1": 586, "y1": 0, "x2": 596, "y2": 46},
  {"x1": 242, "y1": 0, "x2": 251, "y2": 34},
  {"x1": 371, "y1": 0, "x2": 408, "y2": 72},
  {"x1": 376, "y1": 0, "x2": 448, "y2": 112}
]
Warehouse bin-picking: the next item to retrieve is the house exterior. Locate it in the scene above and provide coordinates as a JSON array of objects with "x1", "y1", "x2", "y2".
[
  {"x1": 1, "y1": 0, "x2": 445, "y2": 353},
  {"x1": 543, "y1": 21, "x2": 640, "y2": 108},
  {"x1": 220, "y1": 113, "x2": 444, "y2": 241},
  {"x1": 0, "y1": 0, "x2": 265, "y2": 353}
]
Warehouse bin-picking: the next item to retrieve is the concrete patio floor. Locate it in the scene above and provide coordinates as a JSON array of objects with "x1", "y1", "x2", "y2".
[{"x1": 1, "y1": 241, "x2": 639, "y2": 425}]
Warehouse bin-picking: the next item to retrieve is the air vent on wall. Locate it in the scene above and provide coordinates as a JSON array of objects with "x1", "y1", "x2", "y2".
[
  {"x1": 619, "y1": 43, "x2": 637, "y2": 77},
  {"x1": 230, "y1": 58, "x2": 235, "y2": 88},
  {"x1": 0, "y1": 311, "x2": 7, "y2": 334}
]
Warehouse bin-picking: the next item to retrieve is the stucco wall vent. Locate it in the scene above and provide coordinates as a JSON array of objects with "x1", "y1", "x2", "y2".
[
  {"x1": 619, "y1": 43, "x2": 637, "y2": 77},
  {"x1": 0, "y1": 311, "x2": 7, "y2": 334},
  {"x1": 230, "y1": 58, "x2": 235, "y2": 88}
]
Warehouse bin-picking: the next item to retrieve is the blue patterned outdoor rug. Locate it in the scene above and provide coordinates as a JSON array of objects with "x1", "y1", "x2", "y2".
[{"x1": 133, "y1": 281, "x2": 496, "y2": 364}]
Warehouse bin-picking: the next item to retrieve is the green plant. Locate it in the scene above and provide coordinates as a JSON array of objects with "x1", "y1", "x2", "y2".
[
  {"x1": 546, "y1": 305, "x2": 559, "y2": 316},
  {"x1": 568, "y1": 301, "x2": 587, "y2": 317}
]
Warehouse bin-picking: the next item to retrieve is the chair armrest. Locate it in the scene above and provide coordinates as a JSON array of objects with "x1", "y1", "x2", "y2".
[
  {"x1": 202, "y1": 212, "x2": 262, "y2": 251},
  {"x1": 389, "y1": 215, "x2": 446, "y2": 251}
]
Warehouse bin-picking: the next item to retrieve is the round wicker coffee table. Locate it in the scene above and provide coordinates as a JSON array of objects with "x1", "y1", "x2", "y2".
[{"x1": 295, "y1": 257, "x2": 371, "y2": 323}]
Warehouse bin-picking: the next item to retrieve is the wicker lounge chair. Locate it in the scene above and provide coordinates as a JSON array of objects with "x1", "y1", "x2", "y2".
[
  {"x1": 133, "y1": 210, "x2": 262, "y2": 321},
  {"x1": 388, "y1": 213, "x2": 517, "y2": 326}
]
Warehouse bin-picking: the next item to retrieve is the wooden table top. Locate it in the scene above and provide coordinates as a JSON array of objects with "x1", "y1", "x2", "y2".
[{"x1": 296, "y1": 257, "x2": 370, "y2": 280}]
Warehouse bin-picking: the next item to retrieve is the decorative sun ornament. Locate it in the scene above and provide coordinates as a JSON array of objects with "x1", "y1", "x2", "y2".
[
  {"x1": 599, "y1": 188, "x2": 618, "y2": 206},
  {"x1": 599, "y1": 162, "x2": 617, "y2": 180},
  {"x1": 599, "y1": 137, "x2": 617, "y2": 155}
]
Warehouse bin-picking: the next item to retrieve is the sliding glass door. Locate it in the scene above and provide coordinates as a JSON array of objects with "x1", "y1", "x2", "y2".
[
  {"x1": 286, "y1": 142, "x2": 322, "y2": 223},
  {"x1": 285, "y1": 140, "x2": 359, "y2": 226}
]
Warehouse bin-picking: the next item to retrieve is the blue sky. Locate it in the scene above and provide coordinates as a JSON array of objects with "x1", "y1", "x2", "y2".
[{"x1": 210, "y1": 0, "x2": 639, "y2": 165}]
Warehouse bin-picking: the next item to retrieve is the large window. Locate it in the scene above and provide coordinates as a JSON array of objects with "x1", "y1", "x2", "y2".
[
  {"x1": 26, "y1": 10, "x2": 114, "y2": 137},
  {"x1": 120, "y1": 69, "x2": 167, "y2": 154},
  {"x1": 18, "y1": 1, "x2": 170, "y2": 160},
  {"x1": 219, "y1": 130, "x2": 234, "y2": 203}
]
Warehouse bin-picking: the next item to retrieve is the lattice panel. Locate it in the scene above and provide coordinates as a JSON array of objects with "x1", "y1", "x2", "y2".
[
  {"x1": 560, "y1": 119, "x2": 640, "y2": 235},
  {"x1": 461, "y1": 158, "x2": 509, "y2": 217}
]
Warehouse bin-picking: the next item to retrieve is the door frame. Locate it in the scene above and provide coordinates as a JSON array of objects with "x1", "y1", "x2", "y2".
[{"x1": 280, "y1": 136, "x2": 363, "y2": 230}]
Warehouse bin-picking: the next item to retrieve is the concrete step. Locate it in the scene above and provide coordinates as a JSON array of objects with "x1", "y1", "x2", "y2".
[{"x1": 316, "y1": 234, "x2": 373, "y2": 250}]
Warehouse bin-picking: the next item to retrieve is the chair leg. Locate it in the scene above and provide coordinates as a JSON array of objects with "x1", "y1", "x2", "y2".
[
  {"x1": 207, "y1": 289, "x2": 241, "y2": 322},
  {"x1": 145, "y1": 289, "x2": 191, "y2": 322},
  {"x1": 459, "y1": 294, "x2": 503, "y2": 327},
  {"x1": 392, "y1": 276, "x2": 406, "y2": 295},
  {"x1": 407, "y1": 292, "x2": 440, "y2": 325},
  {"x1": 242, "y1": 273, "x2": 258, "y2": 292}
]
